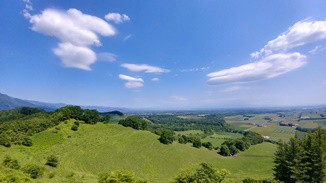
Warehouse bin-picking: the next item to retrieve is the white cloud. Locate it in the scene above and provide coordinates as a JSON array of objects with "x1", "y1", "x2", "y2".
[
  {"x1": 171, "y1": 96, "x2": 188, "y2": 101},
  {"x1": 207, "y1": 52, "x2": 306, "y2": 85},
  {"x1": 121, "y1": 63, "x2": 170, "y2": 73},
  {"x1": 151, "y1": 78, "x2": 160, "y2": 81},
  {"x1": 309, "y1": 45, "x2": 324, "y2": 54},
  {"x1": 105, "y1": 13, "x2": 130, "y2": 24},
  {"x1": 26, "y1": 8, "x2": 118, "y2": 70},
  {"x1": 181, "y1": 67, "x2": 209, "y2": 72},
  {"x1": 97, "y1": 52, "x2": 117, "y2": 62},
  {"x1": 119, "y1": 74, "x2": 144, "y2": 88},
  {"x1": 251, "y1": 20, "x2": 326, "y2": 59},
  {"x1": 53, "y1": 42, "x2": 96, "y2": 71},
  {"x1": 29, "y1": 9, "x2": 115, "y2": 46},
  {"x1": 222, "y1": 86, "x2": 250, "y2": 92},
  {"x1": 123, "y1": 34, "x2": 132, "y2": 41}
]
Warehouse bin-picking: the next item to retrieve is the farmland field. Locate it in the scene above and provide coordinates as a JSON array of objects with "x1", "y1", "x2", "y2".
[{"x1": 202, "y1": 132, "x2": 244, "y2": 147}]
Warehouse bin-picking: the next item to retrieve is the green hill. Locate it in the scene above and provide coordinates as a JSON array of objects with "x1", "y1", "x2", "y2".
[{"x1": 0, "y1": 120, "x2": 276, "y2": 182}]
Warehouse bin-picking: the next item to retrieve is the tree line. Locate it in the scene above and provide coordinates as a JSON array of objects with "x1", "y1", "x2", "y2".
[{"x1": 0, "y1": 106, "x2": 111, "y2": 147}]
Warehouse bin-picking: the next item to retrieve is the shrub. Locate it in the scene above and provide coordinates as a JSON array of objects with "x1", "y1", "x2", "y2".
[
  {"x1": 192, "y1": 138, "x2": 202, "y2": 148},
  {"x1": 2, "y1": 156, "x2": 20, "y2": 170},
  {"x1": 0, "y1": 134, "x2": 11, "y2": 147},
  {"x1": 22, "y1": 137, "x2": 33, "y2": 147},
  {"x1": 202, "y1": 142, "x2": 213, "y2": 150},
  {"x1": 71, "y1": 124, "x2": 79, "y2": 131},
  {"x1": 99, "y1": 170, "x2": 136, "y2": 183},
  {"x1": 45, "y1": 155, "x2": 59, "y2": 167},
  {"x1": 118, "y1": 116, "x2": 148, "y2": 130},
  {"x1": 178, "y1": 135, "x2": 187, "y2": 144},
  {"x1": 158, "y1": 129, "x2": 174, "y2": 144},
  {"x1": 219, "y1": 145, "x2": 230, "y2": 156},
  {"x1": 173, "y1": 163, "x2": 230, "y2": 183},
  {"x1": 23, "y1": 164, "x2": 44, "y2": 179}
]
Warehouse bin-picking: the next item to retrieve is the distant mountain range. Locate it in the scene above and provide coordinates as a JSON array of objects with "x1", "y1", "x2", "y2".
[{"x1": 0, "y1": 93, "x2": 129, "y2": 112}]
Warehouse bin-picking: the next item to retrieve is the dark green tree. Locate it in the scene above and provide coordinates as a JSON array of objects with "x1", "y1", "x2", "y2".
[
  {"x1": 158, "y1": 129, "x2": 174, "y2": 144},
  {"x1": 219, "y1": 145, "x2": 230, "y2": 156},
  {"x1": 82, "y1": 109, "x2": 100, "y2": 124},
  {"x1": 192, "y1": 138, "x2": 202, "y2": 148}
]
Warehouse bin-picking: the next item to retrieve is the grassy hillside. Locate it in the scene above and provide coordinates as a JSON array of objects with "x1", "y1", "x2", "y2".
[{"x1": 0, "y1": 120, "x2": 276, "y2": 182}]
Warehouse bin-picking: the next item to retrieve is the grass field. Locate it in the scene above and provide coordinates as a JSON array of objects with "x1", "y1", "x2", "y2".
[
  {"x1": 202, "y1": 132, "x2": 244, "y2": 147},
  {"x1": 249, "y1": 124, "x2": 295, "y2": 141},
  {"x1": 0, "y1": 120, "x2": 276, "y2": 182}
]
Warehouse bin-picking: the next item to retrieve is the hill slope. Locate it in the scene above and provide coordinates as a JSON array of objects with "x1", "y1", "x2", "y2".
[
  {"x1": 0, "y1": 93, "x2": 36, "y2": 110},
  {"x1": 0, "y1": 121, "x2": 276, "y2": 182}
]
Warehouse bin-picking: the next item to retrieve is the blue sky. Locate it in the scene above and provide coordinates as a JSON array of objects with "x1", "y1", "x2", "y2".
[{"x1": 0, "y1": 0, "x2": 326, "y2": 109}]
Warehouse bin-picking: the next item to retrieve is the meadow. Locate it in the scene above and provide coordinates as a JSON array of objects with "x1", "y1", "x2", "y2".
[{"x1": 0, "y1": 120, "x2": 276, "y2": 182}]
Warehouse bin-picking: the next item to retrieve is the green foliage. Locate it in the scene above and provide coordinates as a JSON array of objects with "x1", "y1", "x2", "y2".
[
  {"x1": 53, "y1": 105, "x2": 83, "y2": 121},
  {"x1": 0, "y1": 112, "x2": 57, "y2": 147},
  {"x1": 98, "y1": 170, "x2": 137, "y2": 183},
  {"x1": 229, "y1": 145, "x2": 239, "y2": 155},
  {"x1": 119, "y1": 116, "x2": 148, "y2": 130},
  {"x1": 45, "y1": 155, "x2": 59, "y2": 167},
  {"x1": 178, "y1": 135, "x2": 188, "y2": 144},
  {"x1": 173, "y1": 163, "x2": 230, "y2": 183},
  {"x1": 22, "y1": 137, "x2": 33, "y2": 146},
  {"x1": 192, "y1": 137, "x2": 202, "y2": 148},
  {"x1": 71, "y1": 124, "x2": 79, "y2": 131},
  {"x1": 219, "y1": 145, "x2": 230, "y2": 156},
  {"x1": 202, "y1": 141, "x2": 213, "y2": 150},
  {"x1": 144, "y1": 114, "x2": 228, "y2": 132},
  {"x1": 273, "y1": 127, "x2": 326, "y2": 183},
  {"x1": 83, "y1": 109, "x2": 101, "y2": 124},
  {"x1": 2, "y1": 156, "x2": 20, "y2": 170},
  {"x1": 0, "y1": 107, "x2": 44, "y2": 124},
  {"x1": 22, "y1": 164, "x2": 44, "y2": 179},
  {"x1": 0, "y1": 133, "x2": 11, "y2": 147},
  {"x1": 101, "y1": 114, "x2": 111, "y2": 123},
  {"x1": 158, "y1": 129, "x2": 174, "y2": 144}
]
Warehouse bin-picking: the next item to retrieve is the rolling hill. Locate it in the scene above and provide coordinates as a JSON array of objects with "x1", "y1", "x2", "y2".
[{"x1": 0, "y1": 120, "x2": 276, "y2": 182}]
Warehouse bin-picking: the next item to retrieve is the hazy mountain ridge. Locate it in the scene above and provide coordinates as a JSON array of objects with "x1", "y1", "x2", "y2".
[{"x1": 0, "y1": 93, "x2": 129, "y2": 112}]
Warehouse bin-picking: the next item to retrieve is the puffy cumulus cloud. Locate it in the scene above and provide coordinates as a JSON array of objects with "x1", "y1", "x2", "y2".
[
  {"x1": 207, "y1": 53, "x2": 306, "y2": 85},
  {"x1": 121, "y1": 63, "x2": 170, "y2": 73},
  {"x1": 105, "y1": 13, "x2": 130, "y2": 24},
  {"x1": 53, "y1": 43, "x2": 96, "y2": 71},
  {"x1": 251, "y1": 20, "x2": 326, "y2": 59},
  {"x1": 119, "y1": 74, "x2": 144, "y2": 88},
  {"x1": 26, "y1": 8, "x2": 118, "y2": 70},
  {"x1": 29, "y1": 9, "x2": 115, "y2": 46}
]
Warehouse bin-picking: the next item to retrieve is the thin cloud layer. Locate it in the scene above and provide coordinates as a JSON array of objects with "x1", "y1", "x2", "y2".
[
  {"x1": 119, "y1": 74, "x2": 144, "y2": 88},
  {"x1": 97, "y1": 52, "x2": 117, "y2": 62},
  {"x1": 105, "y1": 13, "x2": 130, "y2": 24},
  {"x1": 121, "y1": 63, "x2": 170, "y2": 73},
  {"x1": 251, "y1": 20, "x2": 326, "y2": 59},
  {"x1": 207, "y1": 53, "x2": 306, "y2": 85},
  {"x1": 26, "y1": 8, "x2": 118, "y2": 70}
]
